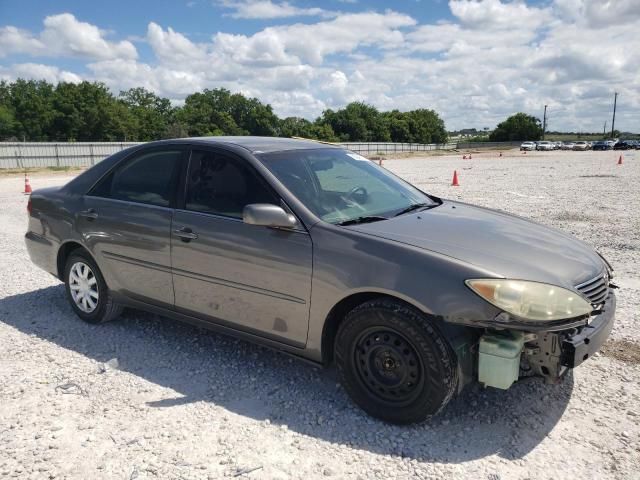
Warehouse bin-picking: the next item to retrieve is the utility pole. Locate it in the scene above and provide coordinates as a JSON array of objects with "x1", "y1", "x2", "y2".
[
  {"x1": 542, "y1": 105, "x2": 548, "y2": 140},
  {"x1": 603, "y1": 121, "x2": 607, "y2": 137},
  {"x1": 610, "y1": 92, "x2": 618, "y2": 139}
]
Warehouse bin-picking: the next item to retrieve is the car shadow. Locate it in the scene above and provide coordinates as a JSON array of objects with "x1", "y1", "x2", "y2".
[{"x1": 0, "y1": 285, "x2": 573, "y2": 463}]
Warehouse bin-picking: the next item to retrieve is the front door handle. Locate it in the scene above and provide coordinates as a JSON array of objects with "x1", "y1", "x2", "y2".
[
  {"x1": 173, "y1": 227, "x2": 198, "y2": 242},
  {"x1": 79, "y1": 208, "x2": 98, "y2": 221}
]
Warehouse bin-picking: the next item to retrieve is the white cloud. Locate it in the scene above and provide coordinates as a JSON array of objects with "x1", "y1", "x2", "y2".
[
  {"x1": 147, "y1": 22, "x2": 207, "y2": 64},
  {"x1": 1, "y1": 2, "x2": 639, "y2": 131},
  {"x1": 554, "y1": 0, "x2": 640, "y2": 27},
  {"x1": 0, "y1": 13, "x2": 137, "y2": 61},
  {"x1": 0, "y1": 63, "x2": 82, "y2": 84},
  {"x1": 217, "y1": 0, "x2": 334, "y2": 19},
  {"x1": 449, "y1": 0, "x2": 549, "y2": 30},
  {"x1": 210, "y1": 10, "x2": 416, "y2": 66}
]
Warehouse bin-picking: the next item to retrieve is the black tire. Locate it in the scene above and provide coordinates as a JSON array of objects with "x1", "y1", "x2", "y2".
[
  {"x1": 335, "y1": 299, "x2": 458, "y2": 424},
  {"x1": 64, "y1": 250, "x2": 122, "y2": 324}
]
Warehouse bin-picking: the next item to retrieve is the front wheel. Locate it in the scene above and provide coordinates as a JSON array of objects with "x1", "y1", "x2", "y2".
[
  {"x1": 64, "y1": 251, "x2": 122, "y2": 324},
  {"x1": 335, "y1": 299, "x2": 458, "y2": 424}
]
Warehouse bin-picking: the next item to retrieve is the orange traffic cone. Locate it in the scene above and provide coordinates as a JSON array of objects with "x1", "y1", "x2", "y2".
[
  {"x1": 24, "y1": 173, "x2": 32, "y2": 194},
  {"x1": 451, "y1": 170, "x2": 460, "y2": 186},
  {"x1": 618, "y1": 155, "x2": 623, "y2": 165},
  {"x1": 462, "y1": 154, "x2": 467, "y2": 160}
]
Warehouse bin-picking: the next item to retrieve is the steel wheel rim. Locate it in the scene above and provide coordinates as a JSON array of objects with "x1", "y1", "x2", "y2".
[
  {"x1": 69, "y1": 261, "x2": 99, "y2": 313},
  {"x1": 353, "y1": 327, "x2": 424, "y2": 405}
]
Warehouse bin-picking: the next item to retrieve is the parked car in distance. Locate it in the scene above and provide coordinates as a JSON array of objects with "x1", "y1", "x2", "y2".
[
  {"x1": 573, "y1": 141, "x2": 589, "y2": 151},
  {"x1": 553, "y1": 141, "x2": 562, "y2": 150},
  {"x1": 25, "y1": 137, "x2": 617, "y2": 424},
  {"x1": 536, "y1": 141, "x2": 554, "y2": 151},
  {"x1": 561, "y1": 142, "x2": 575, "y2": 150},
  {"x1": 613, "y1": 140, "x2": 633, "y2": 150},
  {"x1": 592, "y1": 140, "x2": 610, "y2": 151},
  {"x1": 520, "y1": 141, "x2": 536, "y2": 151},
  {"x1": 605, "y1": 140, "x2": 617, "y2": 148}
]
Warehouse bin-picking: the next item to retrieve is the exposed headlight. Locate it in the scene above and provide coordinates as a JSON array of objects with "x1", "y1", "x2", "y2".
[{"x1": 465, "y1": 279, "x2": 593, "y2": 322}]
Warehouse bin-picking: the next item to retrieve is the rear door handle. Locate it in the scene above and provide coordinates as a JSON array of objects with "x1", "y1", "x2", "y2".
[
  {"x1": 79, "y1": 208, "x2": 98, "y2": 220},
  {"x1": 173, "y1": 227, "x2": 198, "y2": 242}
]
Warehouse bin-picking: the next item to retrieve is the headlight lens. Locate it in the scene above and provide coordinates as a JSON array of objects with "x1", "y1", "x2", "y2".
[{"x1": 466, "y1": 279, "x2": 593, "y2": 322}]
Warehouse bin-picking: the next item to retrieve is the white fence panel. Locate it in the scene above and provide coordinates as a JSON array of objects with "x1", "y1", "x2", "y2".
[
  {"x1": 1, "y1": 140, "x2": 513, "y2": 168},
  {"x1": 340, "y1": 142, "x2": 456, "y2": 154},
  {"x1": 0, "y1": 142, "x2": 142, "y2": 169}
]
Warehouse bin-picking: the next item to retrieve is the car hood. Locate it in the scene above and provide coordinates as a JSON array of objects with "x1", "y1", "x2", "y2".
[{"x1": 349, "y1": 200, "x2": 604, "y2": 288}]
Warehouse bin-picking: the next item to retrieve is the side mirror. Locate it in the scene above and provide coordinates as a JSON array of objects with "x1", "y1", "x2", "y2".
[{"x1": 243, "y1": 204, "x2": 297, "y2": 229}]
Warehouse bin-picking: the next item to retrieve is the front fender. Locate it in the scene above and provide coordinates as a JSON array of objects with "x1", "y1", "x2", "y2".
[{"x1": 305, "y1": 223, "x2": 501, "y2": 361}]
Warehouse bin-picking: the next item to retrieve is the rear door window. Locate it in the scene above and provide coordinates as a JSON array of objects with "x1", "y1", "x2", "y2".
[{"x1": 90, "y1": 149, "x2": 183, "y2": 207}]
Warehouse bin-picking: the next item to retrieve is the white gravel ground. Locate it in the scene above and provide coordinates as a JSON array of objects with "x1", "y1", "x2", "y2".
[{"x1": 0, "y1": 149, "x2": 638, "y2": 479}]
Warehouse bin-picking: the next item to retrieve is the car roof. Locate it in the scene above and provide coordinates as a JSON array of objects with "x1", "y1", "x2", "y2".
[{"x1": 147, "y1": 136, "x2": 340, "y2": 154}]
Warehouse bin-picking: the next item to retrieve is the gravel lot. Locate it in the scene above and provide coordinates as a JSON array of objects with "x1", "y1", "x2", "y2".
[{"x1": 1, "y1": 149, "x2": 639, "y2": 479}]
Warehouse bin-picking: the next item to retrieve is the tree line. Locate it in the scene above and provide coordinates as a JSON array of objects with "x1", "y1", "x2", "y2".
[{"x1": 0, "y1": 79, "x2": 448, "y2": 144}]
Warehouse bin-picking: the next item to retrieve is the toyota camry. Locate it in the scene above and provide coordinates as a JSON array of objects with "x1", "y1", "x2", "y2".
[{"x1": 25, "y1": 137, "x2": 616, "y2": 424}]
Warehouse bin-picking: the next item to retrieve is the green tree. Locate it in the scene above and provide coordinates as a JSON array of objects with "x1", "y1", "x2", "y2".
[
  {"x1": 278, "y1": 117, "x2": 315, "y2": 138},
  {"x1": 47, "y1": 81, "x2": 136, "y2": 141},
  {"x1": 178, "y1": 89, "x2": 243, "y2": 136},
  {"x1": 0, "y1": 79, "x2": 449, "y2": 143},
  {"x1": 490, "y1": 113, "x2": 543, "y2": 141},
  {"x1": 119, "y1": 87, "x2": 173, "y2": 140},
  {"x1": 405, "y1": 109, "x2": 448, "y2": 144},
  {"x1": 177, "y1": 88, "x2": 279, "y2": 137},
  {"x1": 382, "y1": 110, "x2": 411, "y2": 143},
  {"x1": 9, "y1": 79, "x2": 55, "y2": 140},
  {"x1": 163, "y1": 121, "x2": 189, "y2": 139},
  {"x1": 309, "y1": 122, "x2": 338, "y2": 142},
  {"x1": 0, "y1": 84, "x2": 16, "y2": 139},
  {"x1": 50, "y1": 82, "x2": 85, "y2": 140},
  {"x1": 0, "y1": 106, "x2": 15, "y2": 140},
  {"x1": 318, "y1": 102, "x2": 390, "y2": 142}
]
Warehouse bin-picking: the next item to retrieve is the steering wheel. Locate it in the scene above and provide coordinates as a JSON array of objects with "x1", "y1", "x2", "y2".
[{"x1": 344, "y1": 186, "x2": 368, "y2": 204}]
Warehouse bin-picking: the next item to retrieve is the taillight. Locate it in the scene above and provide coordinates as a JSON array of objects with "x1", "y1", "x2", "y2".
[{"x1": 27, "y1": 197, "x2": 32, "y2": 215}]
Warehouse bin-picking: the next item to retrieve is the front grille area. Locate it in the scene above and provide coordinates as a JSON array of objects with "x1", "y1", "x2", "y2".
[{"x1": 576, "y1": 272, "x2": 609, "y2": 306}]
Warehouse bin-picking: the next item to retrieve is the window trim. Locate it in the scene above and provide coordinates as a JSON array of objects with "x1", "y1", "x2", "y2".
[{"x1": 86, "y1": 145, "x2": 189, "y2": 209}]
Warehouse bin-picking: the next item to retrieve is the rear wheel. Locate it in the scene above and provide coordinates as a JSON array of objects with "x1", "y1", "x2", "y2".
[
  {"x1": 335, "y1": 299, "x2": 458, "y2": 424},
  {"x1": 64, "y1": 251, "x2": 122, "y2": 324}
]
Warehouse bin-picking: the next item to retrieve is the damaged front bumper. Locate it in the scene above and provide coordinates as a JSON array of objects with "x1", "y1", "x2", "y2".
[
  {"x1": 477, "y1": 291, "x2": 616, "y2": 389},
  {"x1": 523, "y1": 290, "x2": 616, "y2": 382}
]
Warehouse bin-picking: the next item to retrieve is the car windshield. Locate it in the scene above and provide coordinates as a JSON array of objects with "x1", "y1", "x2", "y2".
[{"x1": 258, "y1": 148, "x2": 436, "y2": 224}]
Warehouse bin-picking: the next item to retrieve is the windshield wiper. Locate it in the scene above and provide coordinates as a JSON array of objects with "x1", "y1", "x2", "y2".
[
  {"x1": 336, "y1": 215, "x2": 388, "y2": 226},
  {"x1": 394, "y1": 203, "x2": 435, "y2": 217}
]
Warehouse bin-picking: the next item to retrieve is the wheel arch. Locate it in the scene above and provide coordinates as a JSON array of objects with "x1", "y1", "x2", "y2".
[
  {"x1": 56, "y1": 241, "x2": 95, "y2": 280},
  {"x1": 320, "y1": 291, "x2": 440, "y2": 366}
]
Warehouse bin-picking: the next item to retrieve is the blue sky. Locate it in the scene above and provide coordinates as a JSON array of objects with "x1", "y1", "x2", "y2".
[{"x1": 1, "y1": 0, "x2": 638, "y2": 131}]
